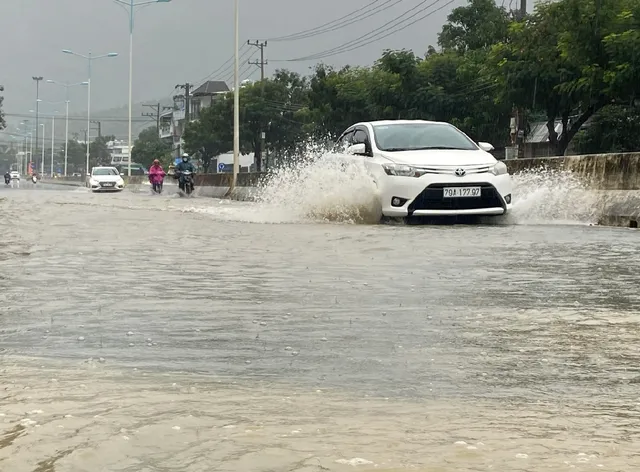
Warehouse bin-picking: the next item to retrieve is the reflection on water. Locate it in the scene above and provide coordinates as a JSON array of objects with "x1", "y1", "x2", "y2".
[{"x1": 1, "y1": 188, "x2": 640, "y2": 470}]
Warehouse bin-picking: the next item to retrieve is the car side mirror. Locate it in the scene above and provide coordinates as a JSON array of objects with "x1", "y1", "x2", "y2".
[
  {"x1": 478, "y1": 142, "x2": 494, "y2": 152},
  {"x1": 120, "y1": 172, "x2": 125, "y2": 176},
  {"x1": 346, "y1": 143, "x2": 366, "y2": 155}
]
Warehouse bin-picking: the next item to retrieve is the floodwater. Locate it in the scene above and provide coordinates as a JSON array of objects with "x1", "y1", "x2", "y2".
[{"x1": 1, "y1": 176, "x2": 640, "y2": 471}]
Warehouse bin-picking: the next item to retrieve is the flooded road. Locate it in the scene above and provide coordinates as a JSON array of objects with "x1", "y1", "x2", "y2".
[{"x1": 1, "y1": 186, "x2": 640, "y2": 471}]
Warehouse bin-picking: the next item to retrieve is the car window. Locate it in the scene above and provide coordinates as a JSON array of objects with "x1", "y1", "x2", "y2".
[
  {"x1": 372, "y1": 123, "x2": 478, "y2": 151},
  {"x1": 92, "y1": 168, "x2": 118, "y2": 176},
  {"x1": 353, "y1": 129, "x2": 369, "y2": 145}
]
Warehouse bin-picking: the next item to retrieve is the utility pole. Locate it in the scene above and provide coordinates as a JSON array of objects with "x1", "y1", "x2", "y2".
[
  {"x1": 174, "y1": 83, "x2": 192, "y2": 156},
  {"x1": 142, "y1": 102, "x2": 172, "y2": 133},
  {"x1": 33, "y1": 76, "x2": 43, "y2": 173},
  {"x1": 175, "y1": 83, "x2": 192, "y2": 122},
  {"x1": 520, "y1": 0, "x2": 526, "y2": 17},
  {"x1": 247, "y1": 40, "x2": 268, "y2": 80},
  {"x1": 247, "y1": 40, "x2": 268, "y2": 171}
]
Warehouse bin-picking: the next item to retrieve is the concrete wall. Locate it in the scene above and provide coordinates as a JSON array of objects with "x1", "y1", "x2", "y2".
[{"x1": 505, "y1": 152, "x2": 640, "y2": 190}]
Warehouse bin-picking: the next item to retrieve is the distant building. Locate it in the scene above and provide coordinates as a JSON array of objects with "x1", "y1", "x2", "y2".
[
  {"x1": 160, "y1": 80, "x2": 230, "y2": 159},
  {"x1": 108, "y1": 139, "x2": 133, "y2": 165}
]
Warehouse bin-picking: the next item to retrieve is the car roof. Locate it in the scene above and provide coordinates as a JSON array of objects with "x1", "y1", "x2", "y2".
[
  {"x1": 359, "y1": 119, "x2": 446, "y2": 127},
  {"x1": 92, "y1": 166, "x2": 117, "y2": 170}
]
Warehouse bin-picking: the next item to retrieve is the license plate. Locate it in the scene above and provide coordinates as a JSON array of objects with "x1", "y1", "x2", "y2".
[
  {"x1": 102, "y1": 182, "x2": 114, "y2": 187},
  {"x1": 443, "y1": 187, "x2": 481, "y2": 198}
]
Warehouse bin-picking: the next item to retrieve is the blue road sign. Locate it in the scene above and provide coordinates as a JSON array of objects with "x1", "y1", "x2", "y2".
[{"x1": 218, "y1": 162, "x2": 225, "y2": 171}]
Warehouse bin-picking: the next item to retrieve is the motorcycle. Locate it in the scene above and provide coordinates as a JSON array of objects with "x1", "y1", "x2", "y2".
[
  {"x1": 151, "y1": 180, "x2": 163, "y2": 194},
  {"x1": 31, "y1": 175, "x2": 37, "y2": 184},
  {"x1": 4, "y1": 176, "x2": 10, "y2": 186},
  {"x1": 179, "y1": 170, "x2": 194, "y2": 196}
]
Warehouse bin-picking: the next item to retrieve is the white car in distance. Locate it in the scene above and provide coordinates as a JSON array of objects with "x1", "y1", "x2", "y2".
[
  {"x1": 336, "y1": 120, "x2": 513, "y2": 220},
  {"x1": 9, "y1": 171, "x2": 20, "y2": 188},
  {"x1": 88, "y1": 166, "x2": 125, "y2": 192}
]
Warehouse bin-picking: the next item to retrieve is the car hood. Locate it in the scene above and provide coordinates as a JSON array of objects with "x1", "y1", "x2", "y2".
[
  {"x1": 378, "y1": 149, "x2": 496, "y2": 167},
  {"x1": 91, "y1": 175, "x2": 121, "y2": 181}
]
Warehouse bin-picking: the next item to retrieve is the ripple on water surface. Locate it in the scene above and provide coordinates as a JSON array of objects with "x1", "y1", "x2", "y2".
[{"x1": 1, "y1": 177, "x2": 639, "y2": 470}]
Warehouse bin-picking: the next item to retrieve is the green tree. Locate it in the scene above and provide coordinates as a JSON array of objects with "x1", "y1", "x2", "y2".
[
  {"x1": 488, "y1": 0, "x2": 635, "y2": 155},
  {"x1": 89, "y1": 135, "x2": 116, "y2": 167},
  {"x1": 182, "y1": 97, "x2": 232, "y2": 172},
  {"x1": 58, "y1": 140, "x2": 86, "y2": 173},
  {"x1": 131, "y1": 126, "x2": 172, "y2": 168},
  {"x1": 183, "y1": 71, "x2": 311, "y2": 170},
  {"x1": 574, "y1": 104, "x2": 640, "y2": 153},
  {"x1": 601, "y1": 0, "x2": 640, "y2": 102},
  {"x1": 438, "y1": 0, "x2": 511, "y2": 53}
]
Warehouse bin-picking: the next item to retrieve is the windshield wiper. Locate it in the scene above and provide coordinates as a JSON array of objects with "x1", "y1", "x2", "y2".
[
  {"x1": 412, "y1": 146, "x2": 469, "y2": 150},
  {"x1": 382, "y1": 146, "x2": 469, "y2": 151}
]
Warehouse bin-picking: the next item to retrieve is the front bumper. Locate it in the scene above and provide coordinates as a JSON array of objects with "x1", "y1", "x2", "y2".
[
  {"x1": 379, "y1": 173, "x2": 512, "y2": 217},
  {"x1": 90, "y1": 182, "x2": 125, "y2": 192}
]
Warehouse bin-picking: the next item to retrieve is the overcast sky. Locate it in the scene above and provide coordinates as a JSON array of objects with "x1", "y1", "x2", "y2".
[{"x1": 1, "y1": 0, "x2": 527, "y2": 132}]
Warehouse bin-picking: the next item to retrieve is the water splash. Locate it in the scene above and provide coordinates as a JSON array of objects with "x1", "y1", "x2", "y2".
[
  {"x1": 505, "y1": 168, "x2": 602, "y2": 225},
  {"x1": 256, "y1": 155, "x2": 601, "y2": 226},
  {"x1": 255, "y1": 149, "x2": 381, "y2": 224}
]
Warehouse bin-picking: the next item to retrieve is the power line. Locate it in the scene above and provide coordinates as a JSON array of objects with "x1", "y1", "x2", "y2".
[
  {"x1": 142, "y1": 102, "x2": 172, "y2": 132},
  {"x1": 268, "y1": 0, "x2": 405, "y2": 42},
  {"x1": 192, "y1": 43, "x2": 250, "y2": 87},
  {"x1": 3, "y1": 113, "x2": 150, "y2": 123},
  {"x1": 216, "y1": 47, "x2": 254, "y2": 83},
  {"x1": 274, "y1": 0, "x2": 453, "y2": 62},
  {"x1": 265, "y1": 0, "x2": 386, "y2": 41}
]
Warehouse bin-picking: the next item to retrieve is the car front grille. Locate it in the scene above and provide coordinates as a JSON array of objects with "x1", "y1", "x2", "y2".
[
  {"x1": 408, "y1": 183, "x2": 505, "y2": 211},
  {"x1": 414, "y1": 165, "x2": 492, "y2": 175}
]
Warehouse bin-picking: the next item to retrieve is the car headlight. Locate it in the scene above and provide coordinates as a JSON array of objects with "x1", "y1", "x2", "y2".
[
  {"x1": 382, "y1": 163, "x2": 420, "y2": 177},
  {"x1": 490, "y1": 161, "x2": 508, "y2": 176},
  {"x1": 117, "y1": 178, "x2": 124, "y2": 185}
]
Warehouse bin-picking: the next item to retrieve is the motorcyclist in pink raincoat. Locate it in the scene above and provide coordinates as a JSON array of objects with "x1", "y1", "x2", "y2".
[{"x1": 148, "y1": 159, "x2": 166, "y2": 193}]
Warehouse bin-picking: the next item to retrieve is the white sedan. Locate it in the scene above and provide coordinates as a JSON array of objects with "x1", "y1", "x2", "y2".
[
  {"x1": 336, "y1": 120, "x2": 513, "y2": 218},
  {"x1": 88, "y1": 166, "x2": 125, "y2": 192}
]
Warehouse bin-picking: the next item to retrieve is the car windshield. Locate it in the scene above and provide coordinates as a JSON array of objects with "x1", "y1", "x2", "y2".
[
  {"x1": 93, "y1": 168, "x2": 118, "y2": 176},
  {"x1": 372, "y1": 123, "x2": 478, "y2": 152}
]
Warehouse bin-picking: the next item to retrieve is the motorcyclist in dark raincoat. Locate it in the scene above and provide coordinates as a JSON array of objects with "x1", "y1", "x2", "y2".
[{"x1": 174, "y1": 153, "x2": 196, "y2": 192}]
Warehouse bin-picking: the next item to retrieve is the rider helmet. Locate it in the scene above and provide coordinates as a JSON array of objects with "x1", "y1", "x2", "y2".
[{"x1": 153, "y1": 159, "x2": 160, "y2": 165}]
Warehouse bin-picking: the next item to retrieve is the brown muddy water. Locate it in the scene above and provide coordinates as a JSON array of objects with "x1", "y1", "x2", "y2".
[{"x1": 1, "y1": 186, "x2": 639, "y2": 471}]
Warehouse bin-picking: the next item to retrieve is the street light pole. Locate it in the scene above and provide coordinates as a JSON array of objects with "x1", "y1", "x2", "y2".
[
  {"x1": 29, "y1": 132, "x2": 33, "y2": 174},
  {"x1": 232, "y1": 0, "x2": 239, "y2": 191},
  {"x1": 62, "y1": 50, "x2": 118, "y2": 176},
  {"x1": 40, "y1": 123, "x2": 45, "y2": 175},
  {"x1": 112, "y1": 0, "x2": 172, "y2": 178},
  {"x1": 33, "y1": 77, "x2": 43, "y2": 173},
  {"x1": 86, "y1": 54, "x2": 92, "y2": 176},
  {"x1": 46, "y1": 80, "x2": 88, "y2": 176},
  {"x1": 51, "y1": 113, "x2": 56, "y2": 177}
]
